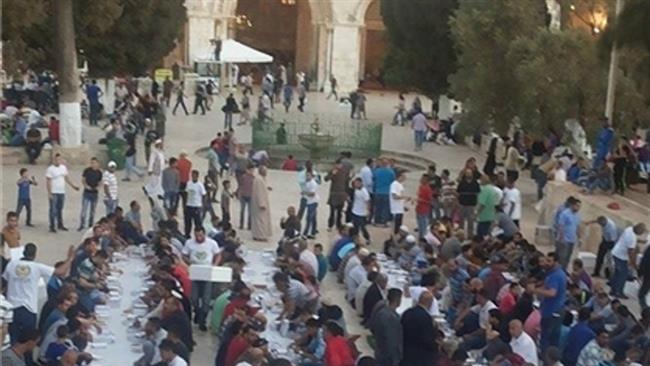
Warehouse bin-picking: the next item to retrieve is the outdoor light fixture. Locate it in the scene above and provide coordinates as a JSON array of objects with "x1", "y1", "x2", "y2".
[
  {"x1": 280, "y1": 0, "x2": 297, "y2": 5},
  {"x1": 235, "y1": 14, "x2": 253, "y2": 28},
  {"x1": 568, "y1": 1, "x2": 608, "y2": 36}
]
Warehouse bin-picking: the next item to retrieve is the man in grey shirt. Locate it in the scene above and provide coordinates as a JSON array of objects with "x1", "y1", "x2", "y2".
[{"x1": 162, "y1": 158, "x2": 180, "y2": 215}]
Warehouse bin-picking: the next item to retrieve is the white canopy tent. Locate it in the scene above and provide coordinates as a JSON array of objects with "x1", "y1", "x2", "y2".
[{"x1": 195, "y1": 39, "x2": 273, "y2": 89}]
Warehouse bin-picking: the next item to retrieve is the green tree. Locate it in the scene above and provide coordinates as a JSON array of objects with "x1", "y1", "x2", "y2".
[
  {"x1": 380, "y1": 0, "x2": 458, "y2": 98},
  {"x1": 613, "y1": 0, "x2": 650, "y2": 50},
  {"x1": 449, "y1": 0, "x2": 547, "y2": 135}
]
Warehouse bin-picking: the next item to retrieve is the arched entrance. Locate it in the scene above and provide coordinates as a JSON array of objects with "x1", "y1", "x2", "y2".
[
  {"x1": 360, "y1": 0, "x2": 387, "y2": 89},
  {"x1": 233, "y1": 0, "x2": 313, "y2": 83}
]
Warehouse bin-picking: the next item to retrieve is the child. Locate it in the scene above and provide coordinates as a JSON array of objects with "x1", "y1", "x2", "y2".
[
  {"x1": 16, "y1": 168, "x2": 37, "y2": 226},
  {"x1": 314, "y1": 243, "x2": 327, "y2": 282},
  {"x1": 44, "y1": 324, "x2": 73, "y2": 365},
  {"x1": 220, "y1": 180, "x2": 234, "y2": 224}
]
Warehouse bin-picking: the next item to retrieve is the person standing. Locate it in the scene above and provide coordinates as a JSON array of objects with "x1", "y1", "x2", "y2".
[
  {"x1": 504, "y1": 141, "x2": 523, "y2": 183},
  {"x1": 238, "y1": 91, "x2": 251, "y2": 125},
  {"x1": 297, "y1": 161, "x2": 319, "y2": 221},
  {"x1": 3, "y1": 243, "x2": 72, "y2": 345},
  {"x1": 400, "y1": 291, "x2": 438, "y2": 366},
  {"x1": 237, "y1": 164, "x2": 254, "y2": 231},
  {"x1": 555, "y1": 198, "x2": 582, "y2": 270},
  {"x1": 593, "y1": 117, "x2": 614, "y2": 169},
  {"x1": 475, "y1": 175, "x2": 498, "y2": 238},
  {"x1": 502, "y1": 179, "x2": 522, "y2": 227},
  {"x1": 351, "y1": 177, "x2": 371, "y2": 242},
  {"x1": 251, "y1": 166, "x2": 272, "y2": 241},
  {"x1": 123, "y1": 130, "x2": 145, "y2": 182},
  {"x1": 181, "y1": 226, "x2": 221, "y2": 331},
  {"x1": 162, "y1": 77, "x2": 173, "y2": 107},
  {"x1": 589, "y1": 216, "x2": 619, "y2": 277},
  {"x1": 172, "y1": 82, "x2": 189, "y2": 116},
  {"x1": 369, "y1": 288, "x2": 403, "y2": 366},
  {"x1": 77, "y1": 158, "x2": 103, "y2": 231},
  {"x1": 176, "y1": 151, "x2": 192, "y2": 211},
  {"x1": 222, "y1": 93, "x2": 238, "y2": 130},
  {"x1": 610, "y1": 223, "x2": 647, "y2": 299},
  {"x1": 85, "y1": 80, "x2": 103, "y2": 126},
  {"x1": 411, "y1": 110, "x2": 428, "y2": 151},
  {"x1": 536, "y1": 252, "x2": 567, "y2": 355},
  {"x1": 2, "y1": 212, "x2": 21, "y2": 249},
  {"x1": 390, "y1": 172, "x2": 408, "y2": 235},
  {"x1": 359, "y1": 159, "x2": 374, "y2": 223},
  {"x1": 146, "y1": 139, "x2": 166, "y2": 199},
  {"x1": 162, "y1": 158, "x2": 181, "y2": 216},
  {"x1": 296, "y1": 82, "x2": 306, "y2": 112},
  {"x1": 373, "y1": 159, "x2": 395, "y2": 226},
  {"x1": 282, "y1": 84, "x2": 293, "y2": 113},
  {"x1": 16, "y1": 168, "x2": 36, "y2": 227},
  {"x1": 184, "y1": 170, "x2": 206, "y2": 237},
  {"x1": 46, "y1": 154, "x2": 79, "y2": 233},
  {"x1": 324, "y1": 161, "x2": 348, "y2": 231},
  {"x1": 356, "y1": 90, "x2": 367, "y2": 119},
  {"x1": 302, "y1": 172, "x2": 319, "y2": 239},
  {"x1": 102, "y1": 161, "x2": 119, "y2": 215},
  {"x1": 456, "y1": 169, "x2": 480, "y2": 237},
  {"x1": 415, "y1": 174, "x2": 433, "y2": 239},
  {"x1": 327, "y1": 75, "x2": 338, "y2": 101}
]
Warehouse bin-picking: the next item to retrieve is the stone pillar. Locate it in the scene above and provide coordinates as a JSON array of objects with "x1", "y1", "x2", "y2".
[
  {"x1": 330, "y1": 22, "x2": 362, "y2": 92},
  {"x1": 187, "y1": 16, "x2": 216, "y2": 65},
  {"x1": 313, "y1": 23, "x2": 329, "y2": 91}
]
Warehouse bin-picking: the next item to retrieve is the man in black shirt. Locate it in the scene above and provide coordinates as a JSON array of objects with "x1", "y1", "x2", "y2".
[
  {"x1": 456, "y1": 169, "x2": 481, "y2": 237},
  {"x1": 78, "y1": 158, "x2": 103, "y2": 231}
]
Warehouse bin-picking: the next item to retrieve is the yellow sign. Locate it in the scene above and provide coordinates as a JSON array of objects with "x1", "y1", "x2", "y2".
[{"x1": 154, "y1": 69, "x2": 173, "y2": 83}]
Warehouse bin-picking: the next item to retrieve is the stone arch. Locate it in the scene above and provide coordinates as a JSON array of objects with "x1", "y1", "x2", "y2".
[{"x1": 359, "y1": 0, "x2": 386, "y2": 88}]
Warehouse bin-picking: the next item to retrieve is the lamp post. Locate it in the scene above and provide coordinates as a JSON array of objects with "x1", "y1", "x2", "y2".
[{"x1": 604, "y1": 0, "x2": 624, "y2": 122}]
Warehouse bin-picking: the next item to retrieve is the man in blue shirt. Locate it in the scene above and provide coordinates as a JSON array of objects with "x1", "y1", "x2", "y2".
[
  {"x1": 85, "y1": 79, "x2": 103, "y2": 126},
  {"x1": 556, "y1": 199, "x2": 581, "y2": 269},
  {"x1": 372, "y1": 158, "x2": 395, "y2": 225},
  {"x1": 536, "y1": 252, "x2": 567, "y2": 355},
  {"x1": 562, "y1": 307, "x2": 595, "y2": 366},
  {"x1": 589, "y1": 216, "x2": 619, "y2": 277}
]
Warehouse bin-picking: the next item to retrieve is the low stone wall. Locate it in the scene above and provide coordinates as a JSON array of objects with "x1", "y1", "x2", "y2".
[{"x1": 540, "y1": 181, "x2": 650, "y2": 254}]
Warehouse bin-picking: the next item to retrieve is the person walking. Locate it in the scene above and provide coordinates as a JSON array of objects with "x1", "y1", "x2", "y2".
[
  {"x1": 411, "y1": 109, "x2": 428, "y2": 151},
  {"x1": 193, "y1": 83, "x2": 206, "y2": 115},
  {"x1": 324, "y1": 161, "x2": 348, "y2": 231},
  {"x1": 145, "y1": 139, "x2": 166, "y2": 199},
  {"x1": 555, "y1": 198, "x2": 582, "y2": 270},
  {"x1": 302, "y1": 171, "x2": 319, "y2": 238},
  {"x1": 356, "y1": 90, "x2": 367, "y2": 119},
  {"x1": 162, "y1": 77, "x2": 173, "y2": 107},
  {"x1": 222, "y1": 93, "x2": 238, "y2": 130},
  {"x1": 78, "y1": 157, "x2": 103, "y2": 231},
  {"x1": 172, "y1": 82, "x2": 189, "y2": 116},
  {"x1": 46, "y1": 154, "x2": 79, "y2": 233},
  {"x1": 589, "y1": 216, "x2": 619, "y2": 277},
  {"x1": 16, "y1": 168, "x2": 36, "y2": 227},
  {"x1": 326, "y1": 75, "x2": 338, "y2": 101},
  {"x1": 536, "y1": 252, "x2": 567, "y2": 355},
  {"x1": 351, "y1": 177, "x2": 371, "y2": 242},
  {"x1": 475, "y1": 175, "x2": 499, "y2": 238},
  {"x1": 610, "y1": 223, "x2": 647, "y2": 299},
  {"x1": 393, "y1": 93, "x2": 406, "y2": 126},
  {"x1": 102, "y1": 161, "x2": 119, "y2": 215},
  {"x1": 251, "y1": 166, "x2": 272, "y2": 241},
  {"x1": 369, "y1": 288, "x2": 403, "y2": 366},
  {"x1": 400, "y1": 291, "x2": 438, "y2": 366},
  {"x1": 296, "y1": 83, "x2": 306, "y2": 112},
  {"x1": 456, "y1": 169, "x2": 480, "y2": 236}
]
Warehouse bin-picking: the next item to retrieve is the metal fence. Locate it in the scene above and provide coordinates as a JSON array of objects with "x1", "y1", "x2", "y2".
[{"x1": 251, "y1": 114, "x2": 383, "y2": 161}]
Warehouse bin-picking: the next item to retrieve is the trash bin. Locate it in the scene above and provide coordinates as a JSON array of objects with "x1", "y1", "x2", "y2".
[{"x1": 106, "y1": 138, "x2": 127, "y2": 170}]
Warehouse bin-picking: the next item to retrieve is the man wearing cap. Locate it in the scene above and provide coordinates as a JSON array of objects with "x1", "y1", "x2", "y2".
[
  {"x1": 103, "y1": 161, "x2": 119, "y2": 214},
  {"x1": 146, "y1": 139, "x2": 166, "y2": 198}
]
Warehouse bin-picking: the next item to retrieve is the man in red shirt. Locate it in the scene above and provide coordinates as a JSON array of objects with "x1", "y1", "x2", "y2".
[
  {"x1": 224, "y1": 324, "x2": 260, "y2": 366},
  {"x1": 415, "y1": 174, "x2": 433, "y2": 239},
  {"x1": 48, "y1": 116, "x2": 60, "y2": 144},
  {"x1": 176, "y1": 151, "x2": 192, "y2": 208},
  {"x1": 281, "y1": 155, "x2": 299, "y2": 171}
]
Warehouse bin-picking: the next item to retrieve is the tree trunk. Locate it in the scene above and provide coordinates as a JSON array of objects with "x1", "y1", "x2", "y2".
[{"x1": 55, "y1": 0, "x2": 82, "y2": 147}]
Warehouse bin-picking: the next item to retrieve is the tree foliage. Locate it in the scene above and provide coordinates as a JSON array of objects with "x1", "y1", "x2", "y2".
[
  {"x1": 613, "y1": 0, "x2": 650, "y2": 51},
  {"x1": 2, "y1": 0, "x2": 186, "y2": 77},
  {"x1": 380, "y1": 0, "x2": 458, "y2": 97}
]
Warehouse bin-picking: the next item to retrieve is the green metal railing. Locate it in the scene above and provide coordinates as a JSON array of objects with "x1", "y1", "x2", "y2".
[{"x1": 251, "y1": 115, "x2": 383, "y2": 160}]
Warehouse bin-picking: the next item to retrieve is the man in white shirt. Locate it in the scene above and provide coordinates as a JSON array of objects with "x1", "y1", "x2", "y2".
[
  {"x1": 146, "y1": 139, "x2": 166, "y2": 198},
  {"x1": 359, "y1": 159, "x2": 374, "y2": 218},
  {"x1": 509, "y1": 319, "x2": 539, "y2": 366},
  {"x1": 183, "y1": 170, "x2": 206, "y2": 237},
  {"x1": 46, "y1": 153, "x2": 80, "y2": 232},
  {"x1": 502, "y1": 180, "x2": 522, "y2": 227},
  {"x1": 390, "y1": 172, "x2": 408, "y2": 235},
  {"x1": 351, "y1": 177, "x2": 371, "y2": 242},
  {"x1": 610, "y1": 223, "x2": 647, "y2": 299},
  {"x1": 182, "y1": 226, "x2": 221, "y2": 331},
  {"x1": 302, "y1": 171, "x2": 319, "y2": 238},
  {"x1": 406, "y1": 286, "x2": 440, "y2": 316},
  {"x1": 103, "y1": 161, "x2": 119, "y2": 214},
  {"x1": 345, "y1": 256, "x2": 373, "y2": 305},
  {"x1": 159, "y1": 339, "x2": 188, "y2": 366},
  {"x1": 298, "y1": 239, "x2": 319, "y2": 278},
  {"x1": 459, "y1": 289, "x2": 496, "y2": 352},
  {"x1": 3, "y1": 243, "x2": 73, "y2": 343}
]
